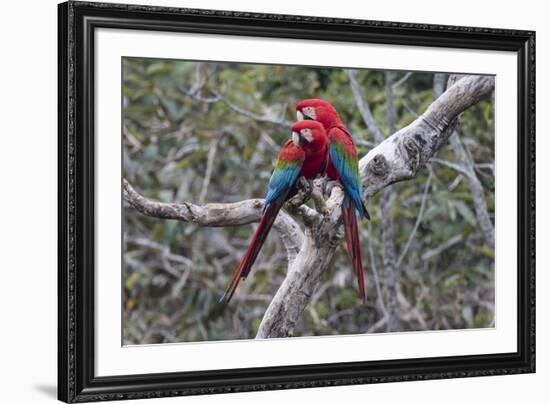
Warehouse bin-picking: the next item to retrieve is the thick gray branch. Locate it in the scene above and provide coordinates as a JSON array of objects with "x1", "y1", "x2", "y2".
[
  {"x1": 359, "y1": 75, "x2": 494, "y2": 199},
  {"x1": 256, "y1": 187, "x2": 345, "y2": 338},
  {"x1": 123, "y1": 178, "x2": 304, "y2": 264}
]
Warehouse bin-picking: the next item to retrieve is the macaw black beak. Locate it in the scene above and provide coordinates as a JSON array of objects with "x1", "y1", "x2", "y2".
[
  {"x1": 300, "y1": 134, "x2": 312, "y2": 144},
  {"x1": 292, "y1": 131, "x2": 312, "y2": 146}
]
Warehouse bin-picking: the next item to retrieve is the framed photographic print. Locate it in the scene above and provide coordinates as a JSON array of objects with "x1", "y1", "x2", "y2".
[{"x1": 58, "y1": 1, "x2": 535, "y2": 402}]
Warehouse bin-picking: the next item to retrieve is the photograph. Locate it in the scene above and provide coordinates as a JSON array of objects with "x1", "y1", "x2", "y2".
[
  {"x1": 54, "y1": 2, "x2": 536, "y2": 402},
  {"x1": 121, "y1": 58, "x2": 496, "y2": 344}
]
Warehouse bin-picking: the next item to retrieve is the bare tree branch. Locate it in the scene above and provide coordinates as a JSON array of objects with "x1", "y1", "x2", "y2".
[
  {"x1": 180, "y1": 64, "x2": 292, "y2": 127},
  {"x1": 123, "y1": 178, "x2": 304, "y2": 264},
  {"x1": 380, "y1": 186, "x2": 399, "y2": 331},
  {"x1": 436, "y1": 74, "x2": 495, "y2": 248},
  {"x1": 181, "y1": 84, "x2": 291, "y2": 127},
  {"x1": 430, "y1": 157, "x2": 473, "y2": 178},
  {"x1": 211, "y1": 90, "x2": 292, "y2": 127},
  {"x1": 385, "y1": 71, "x2": 397, "y2": 135},
  {"x1": 359, "y1": 75, "x2": 494, "y2": 199},
  {"x1": 310, "y1": 178, "x2": 328, "y2": 215},
  {"x1": 367, "y1": 237, "x2": 388, "y2": 319},
  {"x1": 432, "y1": 73, "x2": 448, "y2": 100},
  {"x1": 449, "y1": 132, "x2": 494, "y2": 248},
  {"x1": 421, "y1": 234, "x2": 463, "y2": 261},
  {"x1": 345, "y1": 69, "x2": 385, "y2": 142},
  {"x1": 396, "y1": 170, "x2": 433, "y2": 268},
  {"x1": 393, "y1": 72, "x2": 413, "y2": 90},
  {"x1": 256, "y1": 187, "x2": 345, "y2": 338},
  {"x1": 198, "y1": 136, "x2": 220, "y2": 204}
]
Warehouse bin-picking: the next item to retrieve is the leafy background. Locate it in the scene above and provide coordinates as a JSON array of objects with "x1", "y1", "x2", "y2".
[{"x1": 122, "y1": 58, "x2": 495, "y2": 344}]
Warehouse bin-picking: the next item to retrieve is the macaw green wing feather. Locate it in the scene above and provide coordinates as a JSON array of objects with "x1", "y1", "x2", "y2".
[
  {"x1": 328, "y1": 129, "x2": 369, "y2": 219},
  {"x1": 263, "y1": 142, "x2": 305, "y2": 211}
]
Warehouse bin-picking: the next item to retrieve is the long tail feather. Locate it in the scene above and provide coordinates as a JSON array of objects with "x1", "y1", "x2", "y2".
[
  {"x1": 342, "y1": 199, "x2": 366, "y2": 303},
  {"x1": 361, "y1": 200, "x2": 371, "y2": 221},
  {"x1": 220, "y1": 201, "x2": 283, "y2": 303}
]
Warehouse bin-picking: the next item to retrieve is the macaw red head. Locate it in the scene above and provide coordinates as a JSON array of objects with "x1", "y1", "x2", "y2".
[
  {"x1": 296, "y1": 98, "x2": 341, "y2": 129},
  {"x1": 291, "y1": 120, "x2": 328, "y2": 152}
]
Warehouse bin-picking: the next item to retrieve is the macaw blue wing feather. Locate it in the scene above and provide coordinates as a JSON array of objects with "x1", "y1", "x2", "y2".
[
  {"x1": 263, "y1": 154, "x2": 303, "y2": 211},
  {"x1": 220, "y1": 141, "x2": 304, "y2": 303},
  {"x1": 329, "y1": 139, "x2": 369, "y2": 219}
]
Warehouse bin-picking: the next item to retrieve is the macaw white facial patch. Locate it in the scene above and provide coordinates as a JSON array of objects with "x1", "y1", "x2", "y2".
[
  {"x1": 292, "y1": 131, "x2": 300, "y2": 146},
  {"x1": 300, "y1": 128, "x2": 313, "y2": 143}
]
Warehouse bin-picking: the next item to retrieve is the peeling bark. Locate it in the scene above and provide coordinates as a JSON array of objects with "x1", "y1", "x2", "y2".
[
  {"x1": 359, "y1": 75, "x2": 494, "y2": 200},
  {"x1": 256, "y1": 187, "x2": 345, "y2": 338},
  {"x1": 123, "y1": 179, "x2": 304, "y2": 265}
]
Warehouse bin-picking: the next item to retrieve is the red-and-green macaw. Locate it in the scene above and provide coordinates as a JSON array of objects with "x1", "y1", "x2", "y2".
[
  {"x1": 296, "y1": 99, "x2": 370, "y2": 303},
  {"x1": 221, "y1": 120, "x2": 329, "y2": 303}
]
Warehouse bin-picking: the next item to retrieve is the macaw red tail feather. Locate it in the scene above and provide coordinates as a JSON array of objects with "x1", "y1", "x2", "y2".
[
  {"x1": 220, "y1": 201, "x2": 282, "y2": 303},
  {"x1": 342, "y1": 202, "x2": 366, "y2": 304}
]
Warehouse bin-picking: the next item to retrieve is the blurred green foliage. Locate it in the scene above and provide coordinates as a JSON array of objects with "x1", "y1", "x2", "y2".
[{"x1": 122, "y1": 57, "x2": 494, "y2": 344}]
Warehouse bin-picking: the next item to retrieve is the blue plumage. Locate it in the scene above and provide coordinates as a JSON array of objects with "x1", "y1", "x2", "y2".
[
  {"x1": 329, "y1": 142, "x2": 366, "y2": 218},
  {"x1": 263, "y1": 163, "x2": 302, "y2": 212}
]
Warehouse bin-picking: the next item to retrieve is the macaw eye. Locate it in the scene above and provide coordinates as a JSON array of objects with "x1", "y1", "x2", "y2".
[{"x1": 301, "y1": 107, "x2": 316, "y2": 120}]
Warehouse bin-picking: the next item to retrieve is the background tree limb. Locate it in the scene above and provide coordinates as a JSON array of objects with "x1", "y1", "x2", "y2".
[
  {"x1": 437, "y1": 73, "x2": 495, "y2": 248},
  {"x1": 347, "y1": 69, "x2": 401, "y2": 332}
]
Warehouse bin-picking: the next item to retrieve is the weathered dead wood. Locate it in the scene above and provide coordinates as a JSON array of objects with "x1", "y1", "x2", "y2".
[
  {"x1": 359, "y1": 75, "x2": 494, "y2": 200},
  {"x1": 123, "y1": 179, "x2": 303, "y2": 264}
]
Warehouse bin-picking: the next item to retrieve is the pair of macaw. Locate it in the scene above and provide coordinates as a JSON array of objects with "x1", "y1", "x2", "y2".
[{"x1": 221, "y1": 99, "x2": 369, "y2": 303}]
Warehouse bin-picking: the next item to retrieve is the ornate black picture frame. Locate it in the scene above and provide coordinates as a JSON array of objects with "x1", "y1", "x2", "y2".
[{"x1": 58, "y1": 1, "x2": 535, "y2": 402}]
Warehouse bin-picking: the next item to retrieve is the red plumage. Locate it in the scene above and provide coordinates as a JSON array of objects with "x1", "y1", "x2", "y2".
[
  {"x1": 221, "y1": 121, "x2": 328, "y2": 303},
  {"x1": 296, "y1": 98, "x2": 368, "y2": 303},
  {"x1": 294, "y1": 120, "x2": 329, "y2": 178},
  {"x1": 222, "y1": 201, "x2": 281, "y2": 302},
  {"x1": 325, "y1": 126, "x2": 358, "y2": 180},
  {"x1": 342, "y1": 200, "x2": 366, "y2": 303}
]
